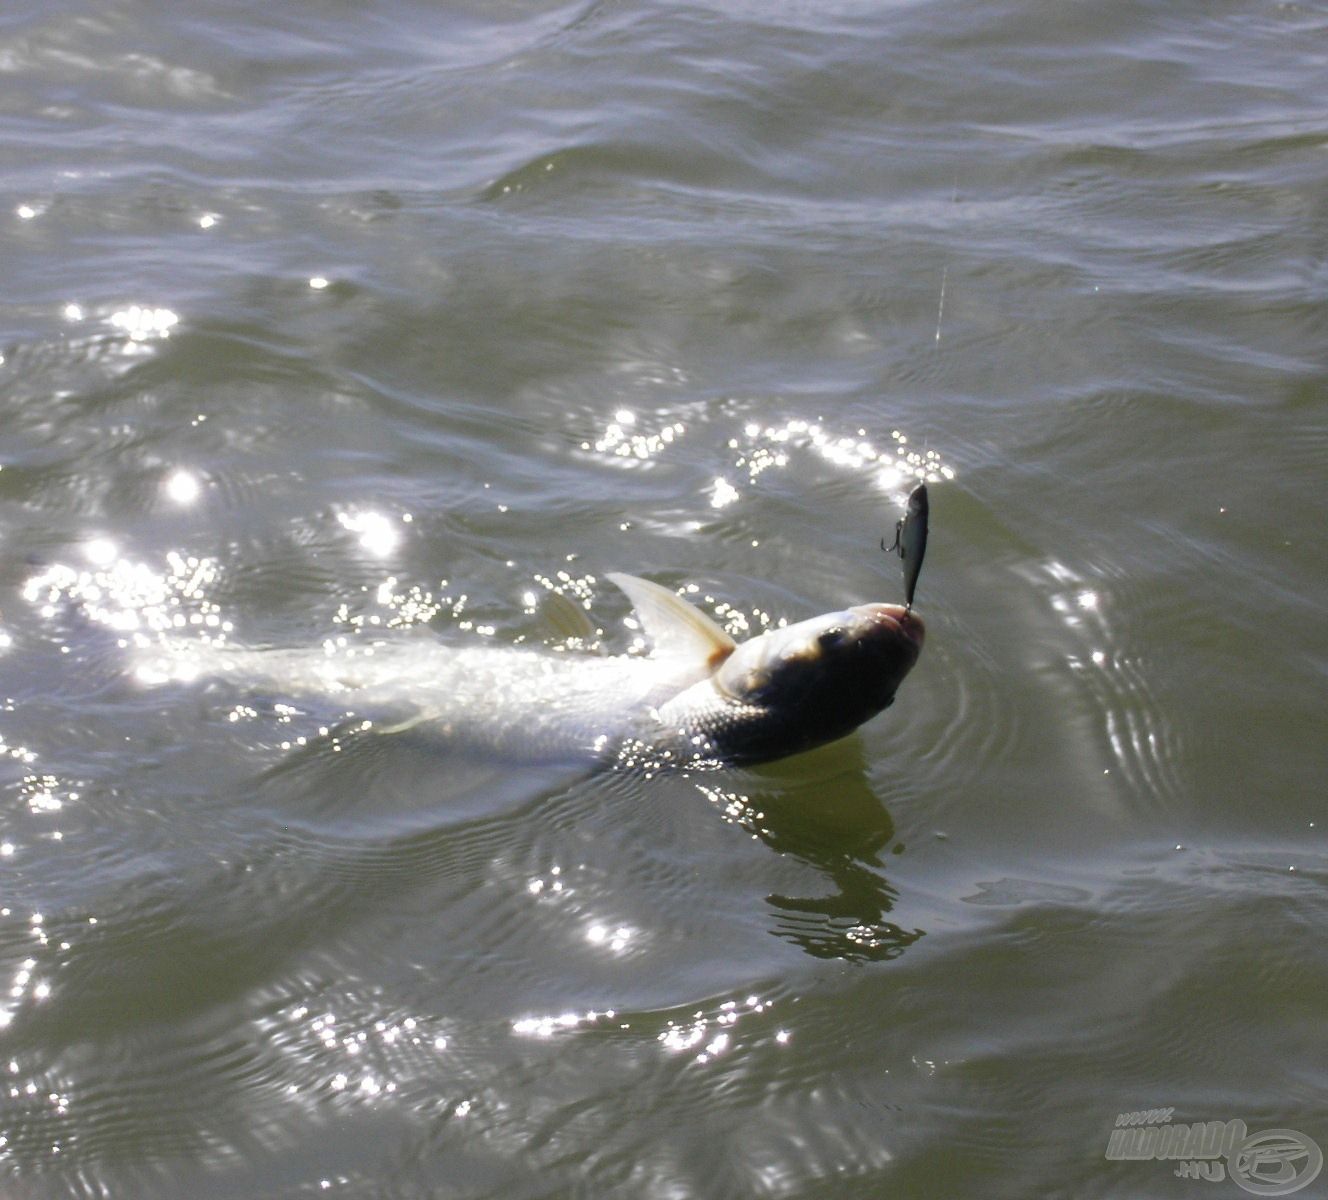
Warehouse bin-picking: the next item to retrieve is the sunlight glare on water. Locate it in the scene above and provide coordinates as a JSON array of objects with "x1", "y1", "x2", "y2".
[
  {"x1": 24, "y1": 550, "x2": 229, "y2": 644},
  {"x1": 584, "y1": 409, "x2": 955, "y2": 519},
  {"x1": 107, "y1": 305, "x2": 179, "y2": 344},
  {"x1": 336, "y1": 509, "x2": 404, "y2": 558},
  {"x1": 163, "y1": 469, "x2": 202, "y2": 505}
]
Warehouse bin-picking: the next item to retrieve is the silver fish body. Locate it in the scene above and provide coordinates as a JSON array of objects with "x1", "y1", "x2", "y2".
[
  {"x1": 654, "y1": 602, "x2": 924, "y2": 765},
  {"x1": 134, "y1": 574, "x2": 924, "y2": 768}
]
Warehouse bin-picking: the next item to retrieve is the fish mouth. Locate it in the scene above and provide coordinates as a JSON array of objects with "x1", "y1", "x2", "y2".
[{"x1": 853, "y1": 602, "x2": 926, "y2": 649}]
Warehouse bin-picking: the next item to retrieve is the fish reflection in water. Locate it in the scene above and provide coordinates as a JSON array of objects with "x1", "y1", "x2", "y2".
[{"x1": 706, "y1": 742, "x2": 925, "y2": 963}]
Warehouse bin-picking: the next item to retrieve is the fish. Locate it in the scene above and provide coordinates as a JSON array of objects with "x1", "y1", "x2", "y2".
[
  {"x1": 882, "y1": 483, "x2": 929, "y2": 610},
  {"x1": 134, "y1": 573, "x2": 924, "y2": 769}
]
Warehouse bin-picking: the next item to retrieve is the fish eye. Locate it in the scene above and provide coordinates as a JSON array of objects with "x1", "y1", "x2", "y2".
[{"x1": 817, "y1": 627, "x2": 846, "y2": 650}]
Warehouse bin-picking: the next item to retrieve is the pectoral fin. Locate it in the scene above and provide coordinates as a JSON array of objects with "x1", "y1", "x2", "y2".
[
  {"x1": 606, "y1": 573, "x2": 736, "y2": 669},
  {"x1": 540, "y1": 589, "x2": 599, "y2": 644}
]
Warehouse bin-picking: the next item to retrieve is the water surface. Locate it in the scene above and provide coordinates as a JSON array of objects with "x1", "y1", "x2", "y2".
[{"x1": 2, "y1": 0, "x2": 1326, "y2": 1196}]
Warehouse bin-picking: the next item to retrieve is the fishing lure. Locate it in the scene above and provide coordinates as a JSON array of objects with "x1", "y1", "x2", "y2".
[{"x1": 882, "y1": 483, "x2": 929, "y2": 610}]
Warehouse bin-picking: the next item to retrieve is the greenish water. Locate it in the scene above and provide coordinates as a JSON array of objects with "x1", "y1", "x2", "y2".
[{"x1": 2, "y1": 0, "x2": 1326, "y2": 1196}]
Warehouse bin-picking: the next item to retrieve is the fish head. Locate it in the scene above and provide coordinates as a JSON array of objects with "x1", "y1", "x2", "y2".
[{"x1": 707, "y1": 602, "x2": 924, "y2": 762}]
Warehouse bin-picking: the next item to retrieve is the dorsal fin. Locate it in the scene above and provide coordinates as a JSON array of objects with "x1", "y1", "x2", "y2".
[{"x1": 606, "y1": 573, "x2": 736, "y2": 668}]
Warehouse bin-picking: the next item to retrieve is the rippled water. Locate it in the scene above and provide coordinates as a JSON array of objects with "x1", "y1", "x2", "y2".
[{"x1": 3, "y1": 0, "x2": 1326, "y2": 1196}]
